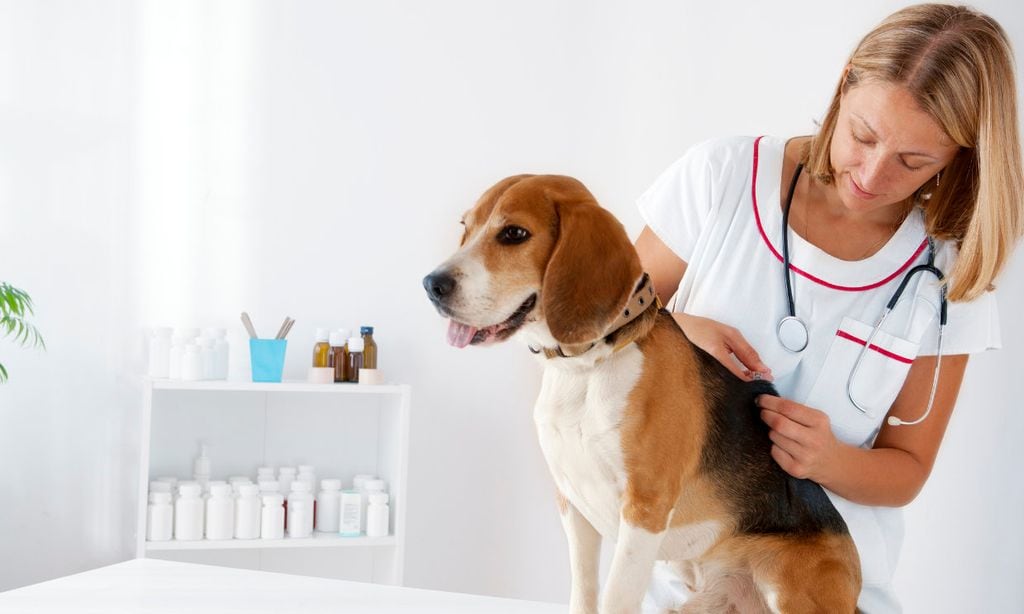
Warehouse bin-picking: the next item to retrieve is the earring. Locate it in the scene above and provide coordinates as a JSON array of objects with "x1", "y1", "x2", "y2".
[{"x1": 936, "y1": 171, "x2": 942, "y2": 187}]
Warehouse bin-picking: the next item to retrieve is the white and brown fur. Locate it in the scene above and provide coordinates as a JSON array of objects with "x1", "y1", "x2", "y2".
[{"x1": 424, "y1": 175, "x2": 861, "y2": 613}]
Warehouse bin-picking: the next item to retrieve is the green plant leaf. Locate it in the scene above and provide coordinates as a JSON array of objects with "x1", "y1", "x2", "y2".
[{"x1": 0, "y1": 363, "x2": 7, "y2": 383}]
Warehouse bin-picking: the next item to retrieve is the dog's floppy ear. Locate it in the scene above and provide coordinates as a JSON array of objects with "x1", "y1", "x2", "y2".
[{"x1": 541, "y1": 179, "x2": 643, "y2": 345}]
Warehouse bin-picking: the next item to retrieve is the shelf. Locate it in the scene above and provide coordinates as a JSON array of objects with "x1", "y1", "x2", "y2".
[
  {"x1": 148, "y1": 379, "x2": 408, "y2": 395},
  {"x1": 145, "y1": 533, "x2": 397, "y2": 551}
]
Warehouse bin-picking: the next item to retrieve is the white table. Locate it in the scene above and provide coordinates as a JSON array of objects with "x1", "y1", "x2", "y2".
[{"x1": 0, "y1": 558, "x2": 566, "y2": 613}]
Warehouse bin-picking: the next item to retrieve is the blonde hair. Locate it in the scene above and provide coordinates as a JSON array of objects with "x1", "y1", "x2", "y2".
[{"x1": 806, "y1": 4, "x2": 1024, "y2": 301}]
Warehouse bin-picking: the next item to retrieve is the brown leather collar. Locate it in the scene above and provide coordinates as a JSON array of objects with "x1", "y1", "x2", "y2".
[{"x1": 529, "y1": 273, "x2": 660, "y2": 360}]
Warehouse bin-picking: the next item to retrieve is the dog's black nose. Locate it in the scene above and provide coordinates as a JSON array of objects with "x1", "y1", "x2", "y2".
[{"x1": 423, "y1": 271, "x2": 456, "y2": 302}]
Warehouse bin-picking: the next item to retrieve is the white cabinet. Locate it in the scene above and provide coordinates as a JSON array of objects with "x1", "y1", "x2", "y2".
[{"x1": 135, "y1": 379, "x2": 410, "y2": 585}]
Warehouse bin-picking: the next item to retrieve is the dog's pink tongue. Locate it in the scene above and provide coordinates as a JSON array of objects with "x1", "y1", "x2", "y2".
[{"x1": 446, "y1": 320, "x2": 478, "y2": 348}]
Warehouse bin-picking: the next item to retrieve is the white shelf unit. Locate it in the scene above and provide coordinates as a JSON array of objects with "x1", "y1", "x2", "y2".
[{"x1": 136, "y1": 379, "x2": 410, "y2": 585}]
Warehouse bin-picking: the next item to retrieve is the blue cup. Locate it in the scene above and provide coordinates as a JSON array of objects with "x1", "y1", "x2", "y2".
[{"x1": 250, "y1": 339, "x2": 287, "y2": 383}]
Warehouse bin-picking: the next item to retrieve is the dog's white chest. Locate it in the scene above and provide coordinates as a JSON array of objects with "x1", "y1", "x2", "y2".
[{"x1": 533, "y1": 348, "x2": 643, "y2": 537}]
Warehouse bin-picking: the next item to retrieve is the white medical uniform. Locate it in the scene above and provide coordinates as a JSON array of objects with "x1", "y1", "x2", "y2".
[{"x1": 636, "y1": 135, "x2": 1000, "y2": 613}]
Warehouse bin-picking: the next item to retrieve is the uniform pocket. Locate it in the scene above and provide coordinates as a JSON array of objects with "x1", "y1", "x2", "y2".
[{"x1": 805, "y1": 316, "x2": 920, "y2": 446}]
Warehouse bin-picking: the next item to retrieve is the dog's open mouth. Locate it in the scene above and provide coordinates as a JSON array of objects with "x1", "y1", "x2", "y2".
[{"x1": 446, "y1": 294, "x2": 537, "y2": 348}]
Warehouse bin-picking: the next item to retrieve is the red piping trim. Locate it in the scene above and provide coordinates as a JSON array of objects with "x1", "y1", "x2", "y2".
[
  {"x1": 836, "y1": 330, "x2": 914, "y2": 364},
  {"x1": 751, "y1": 136, "x2": 928, "y2": 292}
]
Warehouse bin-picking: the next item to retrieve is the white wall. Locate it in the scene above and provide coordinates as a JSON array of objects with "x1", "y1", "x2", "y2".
[{"x1": 1, "y1": 0, "x2": 1022, "y2": 611}]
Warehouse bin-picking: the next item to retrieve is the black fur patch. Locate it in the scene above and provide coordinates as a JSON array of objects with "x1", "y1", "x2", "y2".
[{"x1": 670, "y1": 317, "x2": 849, "y2": 536}]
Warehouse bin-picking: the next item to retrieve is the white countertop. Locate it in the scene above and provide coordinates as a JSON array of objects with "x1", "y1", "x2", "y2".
[{"x1": 0, "y1": 558, "x2": 566, "y2": 613}]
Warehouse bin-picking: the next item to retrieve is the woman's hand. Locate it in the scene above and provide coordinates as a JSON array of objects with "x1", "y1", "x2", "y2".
[
  {"x1": 671, "y1": 312, "x2": 772, "y2": 382},
  {"x1": 757, "y1": 395, "x2": 840, "y2": 483}
]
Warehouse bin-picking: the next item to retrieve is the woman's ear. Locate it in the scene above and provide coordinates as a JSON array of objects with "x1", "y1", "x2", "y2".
[{"x1": 542, "y1": 196, "x2": 643, "y2": 346}]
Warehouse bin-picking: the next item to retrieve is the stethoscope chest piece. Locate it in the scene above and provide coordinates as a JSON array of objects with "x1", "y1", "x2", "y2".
[{"x1": 777, "y1": 315, "x2": 809, "y2": 353}]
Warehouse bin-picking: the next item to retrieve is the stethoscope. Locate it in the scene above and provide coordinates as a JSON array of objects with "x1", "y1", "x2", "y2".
[{"x1": 778, "y1": 163, "x2": 947, "y2": 426}]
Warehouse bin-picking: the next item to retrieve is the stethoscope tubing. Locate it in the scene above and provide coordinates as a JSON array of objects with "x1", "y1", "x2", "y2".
[{"x1": 778, "y1": 162, "x2": 947, "y2": 424}]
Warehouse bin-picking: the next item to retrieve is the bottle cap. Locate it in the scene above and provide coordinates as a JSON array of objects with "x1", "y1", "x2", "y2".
[
  {"x1": 368, "y1": 492, "x2": 389, "y2": 505},
  {"x1": 257, "y1": 467, "x2": 275, "y2": 478},
  {"x1": 320, "y1": 479, "x2": 342, "y2": 491},
  {"x1": 329, "y1": 331, "x2": 346, "y2": 347},
  {"x1": 336, "y1": 328, "x2": 351, "y2": 341},
  {"x1": 361, "y1": 326, "x2": 374, "y2": 335},
  {"x1": 178, "y1": 482, "x2": 202, "y2": 497},
  {"x1": 210, "y1": 483, "x2": 232, "y2": 497},
  {"x1": 352, "y1": 475, "x2": 376, "y2": 490},
  {"x1": 290, "y1": 481, "x2": 311, "y2": 493},
  {"x1": 315, "y1": 328, "x2": 329, "y2": 342},
  {"x1": 149, "y1": 481, "x2": 172, "y2": 494},
  {"x1": 348, "y1": 337, "x2": 364, "y2": 352},
  {"x1": 149, "y1": 491, "x2": 172, "y2": 504},
  {"x1": 262, "y1": 493, "x2": 284, "y2": 506},
  {"x1": 364, "y1": 479, "x2": 387, "y2": 492},
  {"x1": 238, "y1": 483, "x2": 259, "y2": 497},
  {"x1": 258, "y1": 480, "x2": 280, "y2": 493}
]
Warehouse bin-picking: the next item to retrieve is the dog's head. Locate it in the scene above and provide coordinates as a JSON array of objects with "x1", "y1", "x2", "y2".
[{"x1": 423, "y1": 175, "x2": 642, "y2": 349}]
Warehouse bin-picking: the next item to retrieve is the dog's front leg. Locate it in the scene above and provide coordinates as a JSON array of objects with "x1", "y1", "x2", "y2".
[
  {"x1": 600, "y1": 499, "x2": 673, "y2": 614},
  {"x1": 557, "y1": 491, "x2": 601, "y2": 614}
]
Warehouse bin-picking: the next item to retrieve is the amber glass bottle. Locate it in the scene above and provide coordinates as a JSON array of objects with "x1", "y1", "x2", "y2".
[
  {"x1": 360, "y1": 326, "x2": 377, "y2": 370},
  {"x1": 345, "y1": 336, "x2": 364, "y2": 382},
  {"x1": 312, "y1": 328, "x2": 330, "y2": 368},
  {"x1": 329, "y1": 331, "x2": 348, "y2": 382}
]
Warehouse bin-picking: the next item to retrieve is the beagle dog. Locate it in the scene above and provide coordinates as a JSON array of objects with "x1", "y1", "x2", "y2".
[{"x1": 424, "y1": 175, "x2": 861, "y2": 613}]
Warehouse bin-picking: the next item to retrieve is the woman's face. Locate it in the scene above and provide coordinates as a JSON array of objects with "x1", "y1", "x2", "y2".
[{"x1": 829, "y1": 79, "x2": 960, "y2": 217}]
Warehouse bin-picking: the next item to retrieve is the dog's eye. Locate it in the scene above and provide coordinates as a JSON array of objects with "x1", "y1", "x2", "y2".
[{"x1": 497, "y1": 225, "x2": 531, "y2": 245}]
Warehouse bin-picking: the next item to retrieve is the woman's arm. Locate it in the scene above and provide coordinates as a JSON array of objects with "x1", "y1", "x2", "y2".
[
  {"x1": 758, "y1": 354, "x2": 969, "y2": 506},
  {"x1": 636, "y1": 226, "x2": 772, "y2": 381},
  {"x1": 635, "y1": 226, "x2": 687, "y2": 306}
]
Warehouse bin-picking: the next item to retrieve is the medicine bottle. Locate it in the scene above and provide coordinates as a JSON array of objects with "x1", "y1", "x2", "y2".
[
  {"x1": 339, "y1": 490, "x2": 363, "y2": 536},
  {"x1": 360, "y1": 326, "x2": 377, "y2": 370},
  {"x1": 329, "y1": 331, "x2": 348, "y2": 382},
  {"x1": 148, "y1": 327, "x2": 172, "y2": 378},
  {"x1": 182, "y1": 343, "x2": 203, "y2": 381},
  {"x1": 147, "y1": 491, "x2": 173, "y2": 541},
  {"x1": 199, "y1": 336, "x2": 216, "y2": 380},
  {"x1": 366, "y1": 492, "x2": 390, "y2": 538},
  {"x1": 206, "y1": 327, "x2": 229, "y2": 380},
  {"x1": 260, "y1": 493, "x2": 285, "y2": 539},
  {"x1": 168, "y1": 334, "x2": 185, "y2": 380},
  {"x1": 258, "y1": 479, "x2": 280, "y2": 495},
  {"x1": 287, "y1": 482, "x2": 314, "y2": 538},
  {"x1": 235, "y1": 483, "x2": 261, "y2": 539},
  {"x1": 298, "y1": 465, "x2": 317, "y2": 494},
  {"x1": 174, "y1": 482, "x2": 205, "y2": 541},
  {"x1": 345, "y1": 336, "x2": 364, "y2": 382},
  {"x1": 362, "y1": 479, "x2": 387, "y2": 534},
  {"x1": 205, "y1": 483, "x2": 235, "y2": 540},
  {"x1": 316, "y1": 479, "x2": 342, "y2": 533},
  {"x1": 312, "y1": 328, "x2": 330, "y2": 368},
  {"x1": 256, "y1": 466, "x2": 275, "y2": 483},
  {"x1": 278, "y1": 467, "x2": 297, "y2": 497}
]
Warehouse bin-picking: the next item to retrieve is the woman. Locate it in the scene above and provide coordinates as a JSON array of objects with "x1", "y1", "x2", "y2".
[{"x1": 636, "y1": 4, "x2": 1023, "y2": 612}]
